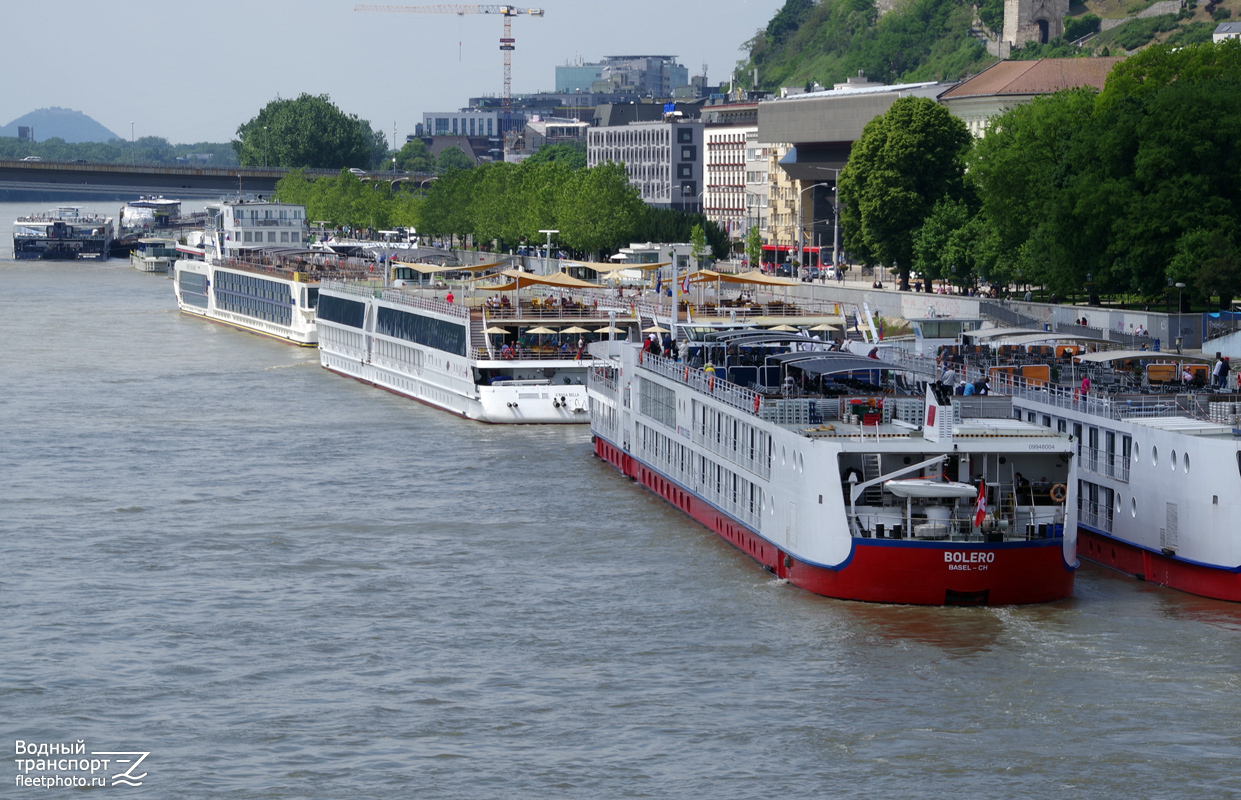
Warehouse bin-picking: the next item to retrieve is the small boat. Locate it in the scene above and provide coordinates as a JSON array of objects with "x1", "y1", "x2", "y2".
[
  {"x1": 13, "y1": 207, "x2": 114, "y2": 261},
  {"x1": 884, "y1": 479, "x2": 980, "y2": 498},
  {"x1": 130, "y1": 237, "x2": 177, "y2": 273}
]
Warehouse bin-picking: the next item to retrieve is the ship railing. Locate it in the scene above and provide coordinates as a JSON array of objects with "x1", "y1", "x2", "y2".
[
  {"x1": 638, "y1": 351, "x2": 761, "y2": 417},
  {"x1": 1080, "y1": 446, "x2": 1129, "y2": 482},
  {"x1": 631, "y1": 296, "x2": 845, "y2": 324},
  {"x1": 588, "y1": 364, "x2": 619, "y2": 397},
  {"x1": 320, "y1": 280, "x2": 471, "y2": 320},
  {"x1": 484, "y1": 303, "x2": 616, "y2": 321},
  {"x1": 223, "y1": 257, "x2": 372, "y2": 282},
  {"x1": 846, "y1": 510, "x2": 1066, "y2": 541},
  {"x1": 470, "y1": 347, "x2": 592, "y2": 362},
  {"x1": 1078, "y1": 502, "x2": 1113, "y2": 533}
]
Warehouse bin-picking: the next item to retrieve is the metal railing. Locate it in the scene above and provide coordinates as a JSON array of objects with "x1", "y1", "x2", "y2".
[
  {"x1": 470, "y1": 346, "x2": 590, "y2": 362},
  {"x1": 638, "y1": 351, "x2": 761, "y2": 417},
  {"x1": 847, "y1": 511, "x2": 1064, "y2": 541},
  {"x1": 1079, "y1": 502, "x2": 1113, "y2": 533},
  {"x1": 1080, "y1": 446, "x2": 1130, "y2": 482},
  {"x1": 322, "y1": 280, "x2": 471, "y2": 320}
]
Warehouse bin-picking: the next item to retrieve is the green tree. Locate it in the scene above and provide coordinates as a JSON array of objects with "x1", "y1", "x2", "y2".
[
  {"x1": 746, "y1": 224, "x2": 764, "y2": 269},
  {"x1": 396, "y1": 139, "x2": 435, "y2": 173},
  {"x1": 523, "y1": 142, "x2": 587, "y2": 169},
  {"x1": 557, "y1": 162, "x2": 645, "y2": 256},
  {"x1": 690, "y1": 223, "x2": 709, "y2": 268},
  {"x1": 436, "y1": 145, "x2": 475, "y2": 174},
  {"x1": 968, "y1": 88, "x2": 1100, "y2": 295},
  {"x1": 1169, "y1": 226, "x2": 1241, "y2": 309},
  {"x1": 839, "y1": 96, "x2": 972, "y2": 290},
  {"x1": 233, "y1": 93, "x2": 379, "y2": 169}
]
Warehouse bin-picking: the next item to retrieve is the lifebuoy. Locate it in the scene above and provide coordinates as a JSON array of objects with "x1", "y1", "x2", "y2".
[
  {"x1": 638, "y1": 350, "x2": 643, "y2": 364},
  {"x1": 753, "y1": 395, "x2": 760, "y2": 413},
  {"x1": 684, "y1": 366, "x2": 690, "y2": 381},
  {"x1": 1050, "y1": 483, "x2": 1067, "y2": 503},
  {"x1": 707, "y1": 376, "x2": 715, "y2": 392}
]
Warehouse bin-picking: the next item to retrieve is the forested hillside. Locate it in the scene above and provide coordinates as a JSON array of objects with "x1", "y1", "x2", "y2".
[
  {"x1": 737, "y1": 0, "x2": 1236, "y2": 90},
  {"x1": 739, "y1": 0, "x2": 992, "y2": 90}
]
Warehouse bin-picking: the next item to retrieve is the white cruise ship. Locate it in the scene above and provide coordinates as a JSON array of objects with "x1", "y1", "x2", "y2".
[
  {"x1": 315, "y1": 278, "x2": 610, "y2": 423},
  {"x1": 928, "y1": 334, "x2": 1241, "y2": 602},
  {"x1": 172, "y1": 199, "x2": 369, "y2": 346},
  {"x1": 586, "y1": 331, "x2": 1079, "y2": 606}
]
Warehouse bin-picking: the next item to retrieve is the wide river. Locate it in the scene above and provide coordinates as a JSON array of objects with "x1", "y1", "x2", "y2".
[{"x1": 2, "y1": 209, "x2": 1240, "y2": 798}]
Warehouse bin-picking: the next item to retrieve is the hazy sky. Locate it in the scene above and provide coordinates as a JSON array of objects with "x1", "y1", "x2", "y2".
[{"x1": 3, "y1": 0, "x2": 781, "y2": 145}]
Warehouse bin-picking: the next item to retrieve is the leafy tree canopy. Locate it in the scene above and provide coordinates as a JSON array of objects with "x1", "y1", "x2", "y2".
[
  {"x1": 396, "y1": 139, "x2": 435, "y2": 173},
  {"x1": 522, "y1": 141, "x2": 587, "y2": 170},
  {"x1": 234, "y1": 93, "x2": 382, "y2": 170},
  {"x1": 838, "y1": 96, "x2": 972, "y2": 289},
  {"x1": 436, "y1": 145, "x2": 476, "y2": 173}
]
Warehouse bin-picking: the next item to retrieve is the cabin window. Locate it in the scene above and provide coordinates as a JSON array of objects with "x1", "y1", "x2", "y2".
[
  {"x1": 1184, "y1": 452, "x2": 1190, "y2": 473},
  {"x1": 1171, "y1": 450, "x2": 1178, "y2": 471},
  {"x1": 1151, "y1": 446, "x2": 1158, "y2": 467}
]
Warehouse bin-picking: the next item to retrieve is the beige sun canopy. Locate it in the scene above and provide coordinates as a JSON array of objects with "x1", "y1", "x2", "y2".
[
  {"x1": 475, "y1": 269, "x2": 605, "y2": 292},
  {"x1": 689, "y1": 269, "x2": 799, "y2": 287},
  {"x1": 390, "y1": 259, "x2": 510, "y2": 274},
  {"x1": 565, "y1": 260, "x2": 670, "y2": 273}
]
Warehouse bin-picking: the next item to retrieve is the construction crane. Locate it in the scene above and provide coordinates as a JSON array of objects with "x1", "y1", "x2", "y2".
[{"x1": 355, "y1": 5, "x2": 544, "y2": 127}]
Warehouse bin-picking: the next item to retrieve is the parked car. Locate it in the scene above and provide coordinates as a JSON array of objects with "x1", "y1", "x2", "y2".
[
  {"x1": 21, "y1": 155, "x2": 42, "y2": 162},
  {"x1": 802, "y1": 267, "x2": 821, "y2": 282}
]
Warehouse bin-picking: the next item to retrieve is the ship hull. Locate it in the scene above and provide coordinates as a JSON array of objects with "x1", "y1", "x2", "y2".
[
  {"x1": 595, "y1": 435, "x2": 1075, "y2": 606},
  {"x1": 1080, "y1": 528, "x2": 1241, "y2": 602}
]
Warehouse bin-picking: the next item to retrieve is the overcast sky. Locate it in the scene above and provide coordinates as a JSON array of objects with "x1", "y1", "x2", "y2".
[{"x1": 3, "y1": 0, "x2": 781, "y2": 145}]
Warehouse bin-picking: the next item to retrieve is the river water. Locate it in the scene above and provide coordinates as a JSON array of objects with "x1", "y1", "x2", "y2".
[{"x1": 2, "y1": 215, "x2": 1240, "y2": 798}]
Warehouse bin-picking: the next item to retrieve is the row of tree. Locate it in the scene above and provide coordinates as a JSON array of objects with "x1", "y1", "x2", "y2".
[
  {"x1": 418, "y1": 158, "x2": 729, "y2": 259},
  {"x1": 0, "y1": 137, "x2": 237, "y2": 165},
  {"x1": 274, "y1": 170, "x2": 420, "y2": 232},
  {"x1": 839, "y1": 41, "x2": 1241, "y2": 308}
]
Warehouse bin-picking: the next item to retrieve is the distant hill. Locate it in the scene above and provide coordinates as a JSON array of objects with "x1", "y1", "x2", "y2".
[
  {"x1": 0, "y1": 107, "x2": 120, "y2": 143},
  {"x1": 737, "y1": 0, "x2": 1235, "y2": 92}
]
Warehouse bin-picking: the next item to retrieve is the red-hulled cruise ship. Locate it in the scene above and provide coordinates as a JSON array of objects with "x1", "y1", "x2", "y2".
[{"x1": 586, "y1": 330, "x2": 1077, "y2": 606}]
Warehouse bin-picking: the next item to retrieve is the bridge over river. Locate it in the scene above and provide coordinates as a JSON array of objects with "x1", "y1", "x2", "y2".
[{"x1": 0, "y1": 160, "x2": 428, "y2": 202}]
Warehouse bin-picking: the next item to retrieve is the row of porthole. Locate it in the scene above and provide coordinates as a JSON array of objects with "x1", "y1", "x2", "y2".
[
  {"x1": 1134, "y1": 442, "x2": 1191, "y2": 474},
  {"x1": 780, "y1": 444, "x2": 805, "y2": 474}
]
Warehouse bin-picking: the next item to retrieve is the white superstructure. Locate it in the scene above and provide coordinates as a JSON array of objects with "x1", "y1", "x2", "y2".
[
  {"x1": 172, "y1": 200, "x2": 363, "y2": 346},
  {"x1": 315, "y1": 280, "x2": 599, "y2": 423}
]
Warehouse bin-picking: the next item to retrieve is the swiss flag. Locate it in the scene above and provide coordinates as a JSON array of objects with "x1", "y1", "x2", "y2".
[{"x1": 973, "y1": 478, "x2": 988, "y2": 527}]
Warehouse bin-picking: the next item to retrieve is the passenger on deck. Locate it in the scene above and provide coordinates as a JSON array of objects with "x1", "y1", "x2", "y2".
[{"x1": 868, "y1": 347, "x2": 879, "y2": 359}]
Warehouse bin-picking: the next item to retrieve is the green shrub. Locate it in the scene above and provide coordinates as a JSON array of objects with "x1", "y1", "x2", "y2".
[
  {"x1": 1213, "y1": 6, "x2": 1233, "y2": 20},
  {"x1": 1164, "y1": 21, "x2": 1216, "y2": 45},
  {"x1": 1064, "y1": 13, "x2": 1101, "y2": 40}
]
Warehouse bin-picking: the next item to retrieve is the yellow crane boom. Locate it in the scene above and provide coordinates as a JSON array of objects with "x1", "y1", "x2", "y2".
[{"x1": 355, "y1": 4, "x2": 545, "y2": 126}]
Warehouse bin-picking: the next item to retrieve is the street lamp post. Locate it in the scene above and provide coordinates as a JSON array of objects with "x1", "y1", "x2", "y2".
[
  {"x1": 130, "y1": 122, "x2": 135, "y2": 166},
  {"x1": 538, "y1": 229, "x2": 559, "y2": 276},
  {"x1": 263, "y1": 126, "x2": 268, "y2": 168},
  {"x1": 1175, "y1": 281, "x2": 1186, "y2": 353},
  {"x1": 794, "y1": 166, "x2": 842, "y2": 278},
  {"x1": 794, "y1": 182, "x2": 818, "y2": 276}
]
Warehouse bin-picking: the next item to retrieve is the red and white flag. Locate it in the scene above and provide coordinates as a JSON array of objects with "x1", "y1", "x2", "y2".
[{"x1": 973, "y1": 478, "x2": 988, "y2": 527}]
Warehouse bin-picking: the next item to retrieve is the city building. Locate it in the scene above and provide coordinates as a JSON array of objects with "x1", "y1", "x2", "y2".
[
  {"x1": 757, "y1": 78, "x2": 952, "y2": 265},
  {"x1": 556, "y1": 55, "x2": 690, "y2": 96},
  {"x1": 938, "y1": 57, "x2": 1123, "y2": 137},
  {"x1": 745, "y1": 133, "x2": 771, "y2": 244},
  {"x1": 1214, "y1": 21, "x2": 1241, "y2": 42},
  {"x1": 505, "y1": 117, "x2": 589, "y2": 162},
  {"x1": 1002, "y1": 0, "x2": 1069, "y2": 48},
  {"x1": 422, "y1": 110, "x2": 503, "y2": 139},
  {"x1": 587, "y1": 118, "x2": 704, "y2": 211},
  {"x1": 705, "y1": 124, "x2": 750, "y2": 241}
]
